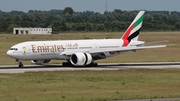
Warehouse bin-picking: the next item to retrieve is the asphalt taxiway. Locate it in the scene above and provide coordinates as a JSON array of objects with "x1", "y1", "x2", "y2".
[{"x1": 0, "y1": 62, "x2": 180, "y2": 73}]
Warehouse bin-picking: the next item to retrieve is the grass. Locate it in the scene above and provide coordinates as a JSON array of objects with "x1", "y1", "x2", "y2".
[
  {"x1": 1, "y1": 32, "x2": 180, "y2": 65},
  {"x1": 1, "y1": 69, "x2": 180, "y2": 101}
]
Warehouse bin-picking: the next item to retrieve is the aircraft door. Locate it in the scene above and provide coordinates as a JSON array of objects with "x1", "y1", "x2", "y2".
[{"x1": 93, "y1": 44, "x2": 98, "y2": 50}]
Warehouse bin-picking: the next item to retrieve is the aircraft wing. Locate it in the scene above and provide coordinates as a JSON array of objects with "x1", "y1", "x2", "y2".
[
  {"x1": 89, "y1": 45, "x2": 166, "y2": 54},
  {"x1": 61, "y1": 45, "x2": 166, "y2": 55}
]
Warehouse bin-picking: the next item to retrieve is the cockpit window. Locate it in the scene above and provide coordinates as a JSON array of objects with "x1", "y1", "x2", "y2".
[{"x1": 10, "y1": 48, "x2": 18, "y2": 50}]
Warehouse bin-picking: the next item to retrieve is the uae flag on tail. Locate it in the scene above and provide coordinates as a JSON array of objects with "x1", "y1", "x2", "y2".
[{"x1": 122, "y1": 11, "x2": 145, "y2": 47}]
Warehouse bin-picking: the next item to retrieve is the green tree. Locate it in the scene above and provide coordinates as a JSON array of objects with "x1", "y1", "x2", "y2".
[
  {"x1": 63, "y1": 13, "x2": 73, "y2": 22},
  {"x1": 52, "y1": 21, "x2": 67, "y2": 32},
  {"x1": 7, "y1": 24, "x2": 18, "y2": 32},
  {"x1": 63, "y1": 7, "x2": 73, "y2": 15},
  {"x1": 96, "y1": 24, "x2": 105, "y2": 31},
  {"x1": 89, "y1": 12, "x2": 107, "y2": 23},
  {"x1": 175, "y1": 22, "x2": 180, "y2": 30},
  {"x1": 75, "y1": 23, "x2": 86, "y2": 31},
  {"x1": 0, "y1": 13, "x2": 12, "y2": 32},
  {"x1": 85, "y1": 23, "x2": 93, "y2": 31}
]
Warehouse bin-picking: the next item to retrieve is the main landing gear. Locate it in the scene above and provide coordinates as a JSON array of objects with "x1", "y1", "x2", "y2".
[
  {"x1": 62, "y1": 62, "x2": 74, "y2": 67},
  {"x1": 88, "y1": 62, "x2": 98, "y2": 67},
  {"x1": 62, "y1": 62, "x2": 98, "y2": 67}
]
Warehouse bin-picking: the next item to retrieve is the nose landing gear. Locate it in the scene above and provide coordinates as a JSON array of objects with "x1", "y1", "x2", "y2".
[
  {"x1": 19, "y1": 62, "x2": 24, "y2": 68},
  {"x1": 16, "y1": 59, "x2": 24, "y2": 68}
]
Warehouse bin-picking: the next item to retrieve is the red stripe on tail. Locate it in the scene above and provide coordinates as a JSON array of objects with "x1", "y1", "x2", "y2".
[{"x1": 122, "y1": 24, "x2": 134, "y2": 46}]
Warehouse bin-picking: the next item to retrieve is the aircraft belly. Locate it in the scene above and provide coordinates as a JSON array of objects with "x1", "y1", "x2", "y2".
[
  {"x1": 56, "y1": 55, "x2": 70, "y2": 60},
  {"x1": 92, "y1": 53, "x2": 106, "y2": 60}
]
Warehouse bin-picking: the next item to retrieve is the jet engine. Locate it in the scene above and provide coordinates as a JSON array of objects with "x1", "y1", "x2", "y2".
[
  {"x1": 31, "y1": 60, "x2": 51, "y2": 65},
  {"x1": 70, "y1": 53, "x2": 92, "y2": 66}
]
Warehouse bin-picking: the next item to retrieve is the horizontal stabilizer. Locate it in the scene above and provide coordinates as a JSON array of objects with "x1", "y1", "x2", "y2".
[{"x1": 145, "y1": 40, "x2": 169, "y2": 45}]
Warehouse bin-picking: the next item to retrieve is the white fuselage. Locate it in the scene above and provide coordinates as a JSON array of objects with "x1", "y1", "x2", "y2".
[{"x1": 7, "y1": 39, "x2": 128, "y2": 60}]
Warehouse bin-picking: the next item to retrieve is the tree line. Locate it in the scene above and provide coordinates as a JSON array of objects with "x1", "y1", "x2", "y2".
[{"x1": 0, "y1": 7, "x2": 180, "y2": 33}]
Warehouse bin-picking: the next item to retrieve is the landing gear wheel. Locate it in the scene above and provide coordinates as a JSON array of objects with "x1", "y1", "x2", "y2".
[
  {"x1": 19, "y1": 62, "x2": 24, "y2": 68},
  {"x1": 86, "y1": 62, "x2": 98, "y2": 67},
  {"x1": 62, "y1": 62, "x2": 74, "y2": 67},
  {"x1": 94, "y1": 63, "x2": 98, "y2": 67}
]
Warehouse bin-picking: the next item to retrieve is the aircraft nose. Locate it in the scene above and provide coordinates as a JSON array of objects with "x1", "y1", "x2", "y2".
[
  {"x1": 7, "y1": 50, "x2": 12, "y2": 56},
  {"x1": 7, "y1": 50, "x2": 14, "y2": 58}
]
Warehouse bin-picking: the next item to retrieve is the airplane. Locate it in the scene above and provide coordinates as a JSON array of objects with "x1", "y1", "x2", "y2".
[{"x1": 7, "y1": 11, "x2": 166, "y2": 68}]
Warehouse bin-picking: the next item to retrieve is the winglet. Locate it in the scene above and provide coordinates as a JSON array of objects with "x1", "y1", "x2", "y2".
[{"x1": 121, "y1": 11, "x2": 145, "y2": 47}]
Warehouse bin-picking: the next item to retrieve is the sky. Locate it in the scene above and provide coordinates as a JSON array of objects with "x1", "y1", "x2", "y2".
[{"x1": 0, "y1": 0, "x2": 180, "y2": 13}]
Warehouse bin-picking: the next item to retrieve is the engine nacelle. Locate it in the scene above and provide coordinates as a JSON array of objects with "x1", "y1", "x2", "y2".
[
  {"x1": 31, "y1": 60, "x2": 51, "y2": 65},
  {"x1": 70, "y1": 53, "x2": 92, "y2": 66}
]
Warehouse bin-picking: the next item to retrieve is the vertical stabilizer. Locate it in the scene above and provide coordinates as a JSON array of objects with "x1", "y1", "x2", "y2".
[{"x1": 121, "y1": 11, "x2": 145, "y2": 46}]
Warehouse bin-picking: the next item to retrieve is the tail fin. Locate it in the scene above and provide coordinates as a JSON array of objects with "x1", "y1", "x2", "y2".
[{"x1": 121, "y1": 11, "x2": 145, "y2": 46}]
